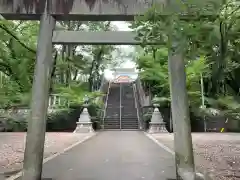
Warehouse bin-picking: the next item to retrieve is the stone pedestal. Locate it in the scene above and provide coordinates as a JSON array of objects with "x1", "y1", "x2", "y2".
[
  {"x1": 148, "y1": 122, "x2": 168, "y2": 133},
  {"x1": 148, "y1": 107, "x2": 168, "y2": 134},
  {"x1": 74, "y1": 108, "x2": 94, "y2": 133},
  {"x1": 74, "y1": 122, "x2": 94, "y2": 133}
]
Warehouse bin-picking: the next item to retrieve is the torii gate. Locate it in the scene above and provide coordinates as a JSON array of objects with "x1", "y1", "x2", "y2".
[{"x1": 0, "y1": 1, "x2": 220, "y2": 180}]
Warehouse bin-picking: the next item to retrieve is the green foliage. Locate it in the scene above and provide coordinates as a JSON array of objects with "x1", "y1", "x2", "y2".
[
  {"x1": 5, "y1": 119, "x2": 27, "y2": 132},
  {"x1": 54, "y1": 82, "x2": 104, "y2": 107},
  {"x1": 0, "y1": 104, "x2": 103, "y2": 132},
  {"x1": 133, "y1": 0, "x2": 240, "y2": 122},
  {"x1": 0, "y1": 20, "x2": 37, "y2": 108},
  {"x1": 0, "y1": 20, "x2": 116, "y2": 109}
]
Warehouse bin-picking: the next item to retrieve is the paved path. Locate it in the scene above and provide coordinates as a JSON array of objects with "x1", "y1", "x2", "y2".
[
  {"x1": 0, "y1": 133, "x2": 91, "y2": 174},
  {"x1": 20, "y1": 131, "x2": 176, "y2": 180}
]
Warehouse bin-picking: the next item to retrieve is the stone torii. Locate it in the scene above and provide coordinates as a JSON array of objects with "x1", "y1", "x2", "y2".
[{"x1": 0, "y1": 0, "x2": 221, "y2": 180}]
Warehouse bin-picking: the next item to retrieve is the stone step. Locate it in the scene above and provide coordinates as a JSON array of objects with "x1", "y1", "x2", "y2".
[
  {"x1": 121, "y1": 124, "x2": 139, "y2": 126},
  {"x1": 104, "y1": 124, "x2": 121, "y2": 127},
  {"x1": 121, "y1": 116, "x2": 138, "y2": 118},
  {"x1": 121, "y1": 119, "x2": 138, "y2": 121},
  {"x1": 104, "y1": 126, "x2": 139, "y2": 130},
  {"x1": 121, "y1": 114, "x2": 138, "y2": 115},
  {"x1": 105, "y1": 115, "x2": 120, "y2": 118},
  {"x1": 105, "y1": 112, "x2": 120, "y2": 114},
  {"x1": 104, "y1": 123, "x2": 121, "y2": 126},
  {"x1": 103, "y1": 126, "x2": 120, "y2": 129},
  {"x1": 121, "y1": 127, "x2": 139, "y2": 129},
  {"x1": 104, "y1": 119, "x2": 138, "y2": 122},
  {"x1": 104, "y1": 120, "x2": 120, "y2": 124},
  {"x1": 103, "y1": 123, "x2": 120, "y2": 126},
  {"x1": 121, "y1": 120, "x2": 138, "y2": 121},
  {"x1": 121, "y1": 124, "x2": 139, "y2": 127},
  {"x1": 121, "y1": 121, "x2": 138, "y2": 124},
  {"x1": 104, "y1": 116, "x2": 138, "y2": 118},
  {"x1": 104, "y1": 119, "x2": 119, "y2": 121},
  {"x1": 104, "y1": 118, "x2": 120, "y2": 121}
]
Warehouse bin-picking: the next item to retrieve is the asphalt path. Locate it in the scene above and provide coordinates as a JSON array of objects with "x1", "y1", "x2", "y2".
[{"x1": 19, "y1": 131, "x2": 176, "y2": 180}]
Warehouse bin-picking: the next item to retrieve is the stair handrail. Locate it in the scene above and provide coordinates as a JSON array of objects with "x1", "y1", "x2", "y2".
[
  {"x1": 133, "y1": 83, "x2": 143, "y2": 130},
  {"x1": 98, "y1": 74, "x2": 106, "y2": 92},
  {"x1": 120, "y1": 83, "x2": 122, "y2": 130},
  {"x1": 136, "y1": 78, "x2": 146, "y2": 107},
  {"x1": 135, "y1": 77, "x2": 152, "y2": 107},
  {"x1": 102, "y1": 80, "x2": 111, "y2": 129},
  {"x1": 135, "y1": 78, "x2": 154, "y2": 130}
]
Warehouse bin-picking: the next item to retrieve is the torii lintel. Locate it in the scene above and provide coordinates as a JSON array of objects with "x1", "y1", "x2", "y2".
[{"x1": 0, "y1": 0, "x2": 221, "y2": 21}]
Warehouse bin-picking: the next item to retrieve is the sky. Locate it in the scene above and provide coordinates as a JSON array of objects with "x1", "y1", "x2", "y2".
[
  {"x1": 111, "y1": 21, "x2": 136, "y2": 68},
  {"x1": 104, "y1": 21, "x2": 137, "y2": 80},
  {"x1": 111, "y1": 21, "x2": 132, "y2": 31}
]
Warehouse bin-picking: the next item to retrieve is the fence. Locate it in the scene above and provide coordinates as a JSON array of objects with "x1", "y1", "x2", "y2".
[{"x1": 48, "y1": 94, "x2": 69, "y2": 109}]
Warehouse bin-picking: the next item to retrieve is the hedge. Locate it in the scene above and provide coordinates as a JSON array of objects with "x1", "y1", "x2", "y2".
[{"x1": 0, "y1": 104, "x2": 102, "y2": 132}]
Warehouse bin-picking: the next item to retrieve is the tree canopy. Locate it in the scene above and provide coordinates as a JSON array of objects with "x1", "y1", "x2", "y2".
[
  {"x1": 0, "y1": 20, "x2": 129, "y2": 108},
  {"x1": 132, "y1": 0, "x2": 240, "y2": 119},
  {"x1": 0, "y1": 0, "x2": 240, "y2": 123}
]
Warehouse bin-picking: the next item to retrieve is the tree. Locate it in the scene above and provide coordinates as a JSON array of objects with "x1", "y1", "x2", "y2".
[
  {"x1": 0, "y1": 20, "x2": 117, "y2": 108},
  {"x1": 132, "y1": 0, "x2": 240, "y2": 119}
]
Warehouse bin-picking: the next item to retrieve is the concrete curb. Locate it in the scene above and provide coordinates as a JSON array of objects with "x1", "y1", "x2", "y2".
[
  {"x1": 144, "y1": 132, "x2": 213, "y2": 180},
  {"x1": 0, "y1": 169, "x2": 21, "y2": 179},
  {"x1": 5, "y1": 132, "x2": 97, "y2": 180}
]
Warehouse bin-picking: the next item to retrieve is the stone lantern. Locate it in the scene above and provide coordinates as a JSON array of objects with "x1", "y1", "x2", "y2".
[
  {"x1": 74, "y1": 95, "x2": 94, "y2": 133},
  {"x1": 148, "y1": 104, "x2": 168, "y2": 133}
]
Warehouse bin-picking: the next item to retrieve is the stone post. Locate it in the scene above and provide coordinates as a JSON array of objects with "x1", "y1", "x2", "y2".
[
  {"x1": 148, "y1": 107, "x2": 168, "y2": 133},
  {"x1": 168, "y1": 41, "x2": 195, "y2": 179},
  {"x1": 22, "y1": 2, "x2": 56, "y2": 180},
  {"x1": 74, "y1": 108, "x2": 94, "y2": 133}
]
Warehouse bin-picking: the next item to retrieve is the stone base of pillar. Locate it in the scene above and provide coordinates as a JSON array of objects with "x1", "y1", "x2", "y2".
[
  {"x1": 148, "y1": 122, "x2": 168, "y2": 134},
  {"x1": 74, "y1": 122, "x2": 94, "y2": 133}
]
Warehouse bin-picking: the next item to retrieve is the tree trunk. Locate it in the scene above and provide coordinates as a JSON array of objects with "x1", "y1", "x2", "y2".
[
  {"x1": 73, "y1": 69, "x2": 78, "y2": 81},
  {"x1": 60, "y1": 45, "x2": 65, "y2": 84},
  {"x1": 49, "y1": 51, "x2": 58, "y2": 94},
  {"x1": 88, "y1": 59, "x2": 96, "y2": 92}
]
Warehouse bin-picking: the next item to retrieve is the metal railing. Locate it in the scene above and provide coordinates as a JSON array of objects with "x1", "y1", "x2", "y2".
[
  {"x1": 48, "y1": 94, "x2": 69, "y2": 108},
  {"x1": 134, "y1": 78, "x2": 154, "y2": 130},
  {"x1": 98, "y1": 74, "x2": 106, "y2": 92},
  {"x1": 102, "y1": 80, "x2": 111, "y2": 129},
  {"x1": 133, "y1": 83, "x2": 143, "y2": 130},
  {"x1": 119, "y1": 83, "x2": 122, "y2": 130},
  {"x1": 135, "y1": 78, "x2": 152, "y2": 107}
]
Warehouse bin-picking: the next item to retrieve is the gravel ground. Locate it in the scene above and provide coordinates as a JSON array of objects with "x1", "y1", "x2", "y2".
[
  {"x1": 152, "y1": 133, "x2": 240, "y2": 180},
  {"x1": 0, "y1": 132, "x2": 92, "y2": 174}
]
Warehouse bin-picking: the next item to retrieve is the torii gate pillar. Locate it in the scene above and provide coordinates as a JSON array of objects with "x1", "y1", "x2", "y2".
[
  {"x1": 21, "y1": 4, "x2": 56, "y2": 180},
  {"x1": 168, "y1": 51, "x2": 195, "y2": 179}
]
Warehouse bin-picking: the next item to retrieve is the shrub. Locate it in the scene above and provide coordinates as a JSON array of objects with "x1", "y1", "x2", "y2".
[
  {"x1": 0, "y1": 116, "x2": 27, "y2": 132},
  {"x1": 0, "y1": 104, "x2": 102, "y2": 132}
]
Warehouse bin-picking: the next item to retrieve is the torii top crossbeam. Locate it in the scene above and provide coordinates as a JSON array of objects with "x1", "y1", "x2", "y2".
[{"x1": 0, "y1": 0, "x2": 221, "y2": 21}]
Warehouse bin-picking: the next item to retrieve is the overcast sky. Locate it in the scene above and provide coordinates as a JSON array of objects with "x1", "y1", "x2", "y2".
[
  {"x1": 111, "y1": 21, "x2": 136, "y2": 68},
  {"x1": 104, "y1": 21, "x2": 137, "y2": 80}
]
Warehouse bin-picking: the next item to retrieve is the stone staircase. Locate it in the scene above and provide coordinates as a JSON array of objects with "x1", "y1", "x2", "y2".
[
  {"x1": 103, "y1": 83, "x2": 139, "y2": 130},
  {"x1": 121, "y1": 83, "x2": 139, "y2": 129},
  {"x1": 104, "y1": 84, "x2": 121, "y2": 129}
]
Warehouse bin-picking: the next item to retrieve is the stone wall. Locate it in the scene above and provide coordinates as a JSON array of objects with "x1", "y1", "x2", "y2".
[{"x1": 0, "y1": 108, "x2": 58, "y2": 120}]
